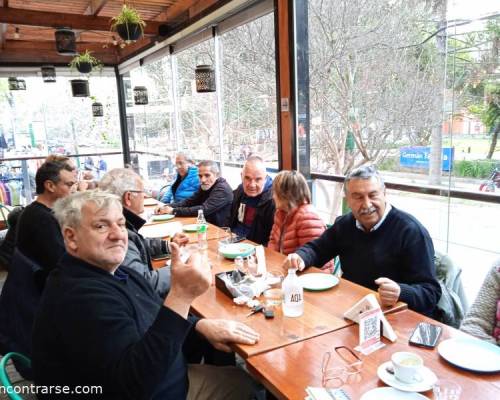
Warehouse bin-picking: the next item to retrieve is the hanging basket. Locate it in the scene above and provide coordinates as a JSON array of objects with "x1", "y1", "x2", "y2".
[
  {"x1": 92, "y1": 102, "x2": 104, "y2": 117},
  {"x1": 116, "y1": 23, "x2": 143, "y2": 41},
  {"x1": 41, "y1": 66, "x2": 56, "y2": 83},
  {"x1": 76, "y1": 62, "x2": 93, "y2": 74},
  {"x1": 70, "y1": 79, "x2": 90, "y2": 97},
  {"x1": 133, "y1": 86, "x2": 148, "y2": 105},
  {"x1": 195, "y1": 65, "x2": 216, "y2": 93},
  {"x1": 55, "y1": 28, "x2": 77, "y2": 55}
]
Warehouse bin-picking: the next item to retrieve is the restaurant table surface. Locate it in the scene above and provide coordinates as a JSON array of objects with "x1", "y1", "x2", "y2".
[
  {"x1": 246, "y1": 309, "x2": 500, "y2": 400},
  {"x1": 189, "y1": 238, "x2": 406, "y2": 358}
]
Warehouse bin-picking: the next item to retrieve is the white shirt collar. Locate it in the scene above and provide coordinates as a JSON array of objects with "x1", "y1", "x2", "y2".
[{"x1": 355, "y1": 203, "x2": 392, "y2": 232}]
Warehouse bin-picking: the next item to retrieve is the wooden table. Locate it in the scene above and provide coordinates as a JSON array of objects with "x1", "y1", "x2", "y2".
[
  {"x1": 190, "y1": 239, "x2": 406, "y2": 358},
  {"x1": 246, "y1": 309, "x2": 500, "y2": 399}
]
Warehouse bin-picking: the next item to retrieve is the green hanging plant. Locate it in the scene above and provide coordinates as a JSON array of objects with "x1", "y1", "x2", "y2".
[
  {"x1": 110, "y1": 4, "x2": 146, "y2": 41},
  {"x1": 69, "y1": 50, "x2": 103, "y2": 74}
]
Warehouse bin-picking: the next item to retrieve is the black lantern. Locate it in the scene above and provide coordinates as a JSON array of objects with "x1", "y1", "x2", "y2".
[
  {"x1": 195, "y1": 65, "x2": 216, "y2": 93},
  {"x1": 55, "y1": 28, "x2": 76, "y2": 55},
  {"x1": 8, "y1": 77, "x2": 26, "y2": 90},
  {"x1": 41, "y1": 66, "x2": 56, "y2": 82},
  {"x1": 92, "y1": 102, "x2": 104, "y2": 117},
  {"x1": 133, "y1": 86, "x2": 148, "y2": 105},
  {"x1": 70, "y1": 79, "x2": 90, "y2": 97}
]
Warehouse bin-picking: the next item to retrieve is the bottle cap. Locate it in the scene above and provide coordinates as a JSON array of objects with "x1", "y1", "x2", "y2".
[{"x1": 198, "y1": 224, "x2": 207, "y2": 233}]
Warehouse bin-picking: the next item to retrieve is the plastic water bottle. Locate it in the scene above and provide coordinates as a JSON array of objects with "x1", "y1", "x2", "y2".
[
  {"x1": 197, "y1": 210, "x2": 208, "y2": 250},
  {"x1": 282, "y1": 269, "x2": 304, "y2": 317}
]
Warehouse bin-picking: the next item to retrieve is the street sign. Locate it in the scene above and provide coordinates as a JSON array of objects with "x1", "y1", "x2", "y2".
[{"x1": 399, "y1": 146, "x2": 454, "y2": 172}]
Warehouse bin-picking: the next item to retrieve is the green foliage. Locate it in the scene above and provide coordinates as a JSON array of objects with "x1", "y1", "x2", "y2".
[
  {"x1": 69, "y1": 50, "x2": 103, "y2": 72},
  {"x1": 377, "y1": 156, "x2": 398, "y2": 171},
  {"x1": 110, "y1": 4, "x2": 146, "y2": 31},
  {"x1": 453, "y1": 159, "x2": 496, "y2": 178}
]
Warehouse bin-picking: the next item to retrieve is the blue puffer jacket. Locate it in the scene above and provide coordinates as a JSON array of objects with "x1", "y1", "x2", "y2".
[{"x1": 161, "y1": 166, "x2": 200, "y2": 204}]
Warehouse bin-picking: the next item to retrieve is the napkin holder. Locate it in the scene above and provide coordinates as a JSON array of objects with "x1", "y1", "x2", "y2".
[{"x1": 215, "y1": 270, "x2": 245, "y2": 299}]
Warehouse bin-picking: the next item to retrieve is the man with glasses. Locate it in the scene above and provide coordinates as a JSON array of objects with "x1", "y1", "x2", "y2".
[
  {"x1": 16, "y1": 157, "x2": 77, "y2": 275},
  {"x1": 99, "y1": 168, "x2": 189, "y2": 297},
  {"x1": 160, "y1": 152, "x2": 200, "y2": 204},
  {"x1": 285, "y1": 165, "x2": 441, "y2": 316}
]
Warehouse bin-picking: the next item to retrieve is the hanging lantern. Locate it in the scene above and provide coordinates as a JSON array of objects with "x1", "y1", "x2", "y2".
[
  {"x1": 55, "y1": 28, "x2": 76, "y2": 55},
  {"x1": 8, "y1": 77, "x2": 26, "y2": 90},
  {"x1": 195, "y1": 65, "x2": 216, "y2": 93},
  {"x1": 70, "y1": 79, "x2": 90, "y2": 97},
  {"x1": 92, "y1": 102, "x2": 104, "y2": 117},
  {"x1": 41, "y1": 66, "x2": 56, "y2": 83},
  {"x1": 133, "y1": 86, "x2": 148, "y2": 105}
]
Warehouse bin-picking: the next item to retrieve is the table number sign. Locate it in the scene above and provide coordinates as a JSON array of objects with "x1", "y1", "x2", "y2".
[{"x1": 355, "y1": 307, "x2": 385, "y2": 355}]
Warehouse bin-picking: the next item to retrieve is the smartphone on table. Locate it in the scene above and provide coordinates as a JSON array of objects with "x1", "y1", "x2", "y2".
[{"x1": 408, "y1": 322, "x2": 442, "y2": 349}]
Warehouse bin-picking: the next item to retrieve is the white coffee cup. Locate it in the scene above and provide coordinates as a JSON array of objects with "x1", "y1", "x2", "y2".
[{"x1": 391, "y1": 352, "x2": 423, "y2": 384}]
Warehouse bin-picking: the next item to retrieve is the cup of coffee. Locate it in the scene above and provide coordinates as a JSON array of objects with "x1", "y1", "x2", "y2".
[{"x1": 391, "y1": 352, "x2": 423, "y2": 384}]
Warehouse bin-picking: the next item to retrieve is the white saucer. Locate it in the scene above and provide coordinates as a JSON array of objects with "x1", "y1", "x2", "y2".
[
  {"x1": 377, "y1": 361, "x2": 437, "y2": 392},
  {"x1": 361, "y1": 387, "x2": 429, "y2": 400}
]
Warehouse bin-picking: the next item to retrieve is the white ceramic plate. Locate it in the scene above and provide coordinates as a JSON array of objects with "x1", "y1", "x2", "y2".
[
  {"x1": 150, "y1": 214, "x2": 175, "y2": 222},
  {"x1": 219, "y1": 243, "x2": 255, "y2": 259},
  {"x1": 377, "y1": 361, "x2": 437, "y2": 392},
  {"x1": 438, "y1": 337, "x2": 500, "y2": 372},
  {"x1": 139, "y1": 222, "x2": 182, "y2": 238},
  {"x1": 298, "y1": 273, "x2": 339, "y2": 291},
  {"x1": 361, "y1": 387, "x2": 429, "y2": 400},
  {"x1": 183, "y1": 223, "x2": 202, "y2": 232},
  {"x1": 144, "y1": 198, "x2": 158, "y2": 206}
]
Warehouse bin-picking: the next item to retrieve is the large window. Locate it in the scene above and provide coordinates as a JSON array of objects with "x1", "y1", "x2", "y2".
[
  {"x1": 298, "y1": 0, "x2": 500, "y2": 301},
  {"x1": 221, "y1": 12, "x2": 278, "y2": 168}
]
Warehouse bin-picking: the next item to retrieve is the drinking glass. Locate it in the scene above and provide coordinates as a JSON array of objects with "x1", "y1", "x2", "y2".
[
  {"x1": 433, "y1": 379, "x2": 462, "y2": 400},
  {"x1": 234, "y1": 256, "x2": 245, "y2": 273},
  {"x1": 217, "y1": 227, "x2": 233, "y2": 253}
]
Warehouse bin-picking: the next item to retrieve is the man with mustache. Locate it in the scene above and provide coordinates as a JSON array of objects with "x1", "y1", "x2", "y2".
[
  {"x1": 155, "y1": 160, "x2": 233, "y2": 227},
  {"x1": 284, "y1": 165, "x2": 441, "y2": 316}
]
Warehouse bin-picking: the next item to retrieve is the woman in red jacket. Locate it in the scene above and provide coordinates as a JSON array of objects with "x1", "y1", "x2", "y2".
[{"x1": 268, "y1": 170, "x2": 333, "y2": 271}]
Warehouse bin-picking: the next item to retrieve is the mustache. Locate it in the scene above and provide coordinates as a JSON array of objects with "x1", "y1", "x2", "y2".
[{"x1": 359, "y1": 207, "x2": 376, "y2": 215}]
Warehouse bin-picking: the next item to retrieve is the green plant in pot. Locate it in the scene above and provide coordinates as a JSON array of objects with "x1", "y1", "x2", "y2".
[
  {"x1": 111, "y1": 4, "x2": 146, "y2": 42},
  {"x1": 69, "y1": 50, "x2": 103, "y2": 74}
]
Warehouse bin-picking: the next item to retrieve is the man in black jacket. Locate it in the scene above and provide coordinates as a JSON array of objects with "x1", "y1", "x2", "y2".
[
  {"x1": 99, "y1": 168, "x2": 188, "y2": 297},
  {"x1": 33, "y1": 190, "x2": 259, "y2": 399},
  {"x1": 228, "y1": 155, "x2": 275, "y2": 246},
  {"x1": 155, "y1": 160, "x2": 233, "y2": 227},
  {"x1": 285, "y1": 165, "x2": 441, "y2": 316}
]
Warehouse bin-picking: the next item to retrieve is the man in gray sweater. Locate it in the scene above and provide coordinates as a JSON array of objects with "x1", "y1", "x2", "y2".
[{"x1": 99, "y1": 168, "x2": 188, "y2": 297}]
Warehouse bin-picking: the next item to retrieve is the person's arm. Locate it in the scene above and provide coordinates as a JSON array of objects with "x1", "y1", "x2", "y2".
[
  {"x1": 267, "y1": 213, "x2": 280, "y2": 251},
  {"x1": 296, "y1": 211, "x2": 326, "y2": 248},
  {"x1": 160, "y1": 186, "x2": 173, "y2": 204},
  {"x1": 295, "y1": 224, "x2": 339, "y2": 268},
  {"x1": 461, "y1": 264, "x2": 500, "y2": 344},
  {"x1": 396, "y1": 225, "x2": 442, "y2": 315},
  {"x1": 33, "y1": 212, "x2": 66, "y2": 272},
  {"x1": 122, "y1": 241, "x2": 171, "y2": 297}
]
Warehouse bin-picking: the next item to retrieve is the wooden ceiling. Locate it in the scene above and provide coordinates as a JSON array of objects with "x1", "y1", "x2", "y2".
[{"x1": 0, "y1": 0, "x2": 220, "y2": 66}]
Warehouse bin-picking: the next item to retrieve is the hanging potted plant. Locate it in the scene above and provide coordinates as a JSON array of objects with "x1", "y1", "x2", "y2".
[
  {"x1": 69, "y1": 50, "x2": 103, "y2": 74},
  {"x1": 110, "y1": 4, "x2": 146, "y2": 42}
]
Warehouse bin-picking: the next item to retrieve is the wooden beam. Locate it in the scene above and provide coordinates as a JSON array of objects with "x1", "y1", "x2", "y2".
[
  {"x1": 0, "y1": 24, "x2": 6, "y2": 50},
  {"x1": 84, "y1": 0, "x2": 109, "y2": 16},
  {"x1": 3, "y1": 40, "x2": 115, "y2": 55},
  {"x1": 0, "y1": 7, "x2": 160, "y2": 35},
  {"x1": 0, "y1": 48, "x2": 118, "y2": 64},
  {"x1": 154, "y1": 0, "x2": 199, "y2": 22}
]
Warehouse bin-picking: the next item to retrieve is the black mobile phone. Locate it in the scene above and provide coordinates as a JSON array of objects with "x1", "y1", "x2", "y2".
[{"x1": 409, "y1": 322, "x2": 442, "y2": 349}]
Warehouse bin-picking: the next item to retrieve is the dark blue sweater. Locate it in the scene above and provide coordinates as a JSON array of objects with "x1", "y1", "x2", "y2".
[
  {"x1": 32, "y1": 254, "x2": 193, "y2": 399},
  {"x1": 296, "y1": 206, "x2": 441, "y2": 316}
]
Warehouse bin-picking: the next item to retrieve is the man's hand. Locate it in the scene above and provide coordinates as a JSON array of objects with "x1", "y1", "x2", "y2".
[
  {"x1": 195, "y1": 319, "x2": 260, "y2": 352},
  {"x1": 172, "y1": 233, "x2": 189, "y2": 246},
  {"x1": 282, "y1": 253, "x2": 305, "y2": 272},
  {"x1": 155, "y1": 205, "x2": 173, "y2": 215},
  {"x1": 375, "y1": 277, "x2": 401, "y2": 307},
  {"x1": 164, "y1": 243, "x2": 211, "y2": 317}
]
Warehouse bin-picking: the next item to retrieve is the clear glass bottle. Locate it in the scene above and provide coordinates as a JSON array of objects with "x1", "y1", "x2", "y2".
[
  {"x1": 282, "y1": 269, "x2": 304, "y2": 317},
  {"x1": 197, "y1": 209, "x2": 208, "y2": 250}
]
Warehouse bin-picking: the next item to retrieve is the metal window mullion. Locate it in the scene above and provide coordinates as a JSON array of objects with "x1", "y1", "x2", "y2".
[{"x1": 214, "y1": 27, "x2": 225, "y2": 172}]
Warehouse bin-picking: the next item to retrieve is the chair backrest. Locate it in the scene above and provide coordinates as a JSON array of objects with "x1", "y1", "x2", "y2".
[
  {"x1": 434, "y1": 251, "x2": 469, "y2": 328},
  {"x1": 0, "y1": 352, "x2": 31, "y2": 400},
  {"x1": 0, "y1": 249, "x2": 42, "y2": 379}
]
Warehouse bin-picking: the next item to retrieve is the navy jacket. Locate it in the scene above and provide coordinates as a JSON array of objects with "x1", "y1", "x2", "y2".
[
  {"x1": 32, "y1": 254, "x2": 194, "y2": 399},
  {"x1": 170, "y1": 177, "x2": 233, "y2": 227}
]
